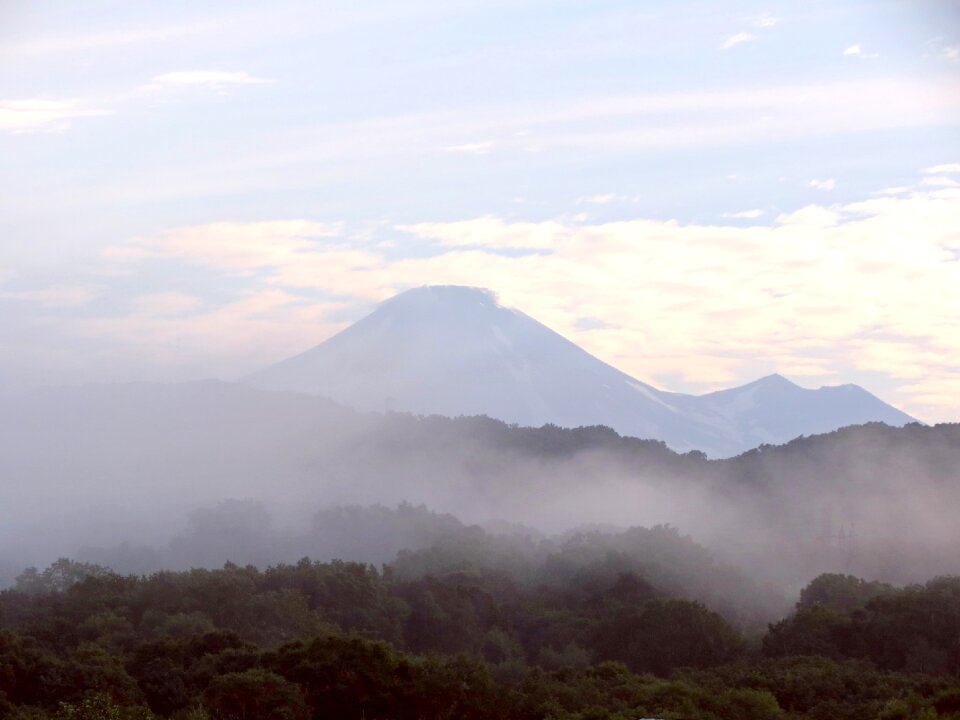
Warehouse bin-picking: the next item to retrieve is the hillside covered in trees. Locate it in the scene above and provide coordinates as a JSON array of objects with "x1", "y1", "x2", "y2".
[
  {"x1": 3, "y1": 390, "x2": 959, "y2": 718},
  {"x1": 2, "y1": 541, "x2": 960, "y2": 720}
]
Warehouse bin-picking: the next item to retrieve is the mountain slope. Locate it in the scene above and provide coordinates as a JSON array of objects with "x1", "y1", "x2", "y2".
[
  {"x1": 244, "y1": 286, "x2": 720, "y2": 450},
  {"x1": 694, "y1": 373, "x2": 915, "y2": 447},
  {"x1": 244, "y1": 286, "x2": 915, "y2": 456}
]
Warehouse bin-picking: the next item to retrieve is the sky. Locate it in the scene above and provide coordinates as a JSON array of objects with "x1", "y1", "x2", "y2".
[{"x1": 0, "y1": 0, "x2": 958, "y2": 422}]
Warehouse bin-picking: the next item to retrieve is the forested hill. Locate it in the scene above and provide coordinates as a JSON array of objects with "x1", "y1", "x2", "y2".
[
  {"x1": 309, "y1": 415, "x2": 960, "y2": 584},
  {"x1": 2, "y1": 554, "x2": 959, "y2": 719}
]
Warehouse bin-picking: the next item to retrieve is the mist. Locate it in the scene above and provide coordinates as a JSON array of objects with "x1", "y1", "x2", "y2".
[{"x1": 3, "y1": 378, "x2": 957, "y2": 615}]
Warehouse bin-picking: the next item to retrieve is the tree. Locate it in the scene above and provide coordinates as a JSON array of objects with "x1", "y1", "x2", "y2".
[
  {"x1": 593, "y1": 598, "x2": 743, "y2": 675},
  {"x1": 203, "y1": 669, "x2": 308, "y2": 720}
]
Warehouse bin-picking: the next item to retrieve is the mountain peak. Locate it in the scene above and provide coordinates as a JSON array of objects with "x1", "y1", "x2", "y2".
[
  {"x1": 393, "y1": 284, "x2": 497, "y2": 299},
  {"x1": 384, "y1": 285, "x2": 500, "y2": 309},
  {"x1": 755, "y1": 373, "x2": 799, "y2": 388},
  {"x1": 245, "y1": 289, "x2": 915, "y2": 457}
]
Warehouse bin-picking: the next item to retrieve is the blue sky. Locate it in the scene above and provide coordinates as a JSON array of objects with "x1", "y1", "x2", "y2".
[{"x1": 1, "y1": 0, "x2": 958, "y2": 421}]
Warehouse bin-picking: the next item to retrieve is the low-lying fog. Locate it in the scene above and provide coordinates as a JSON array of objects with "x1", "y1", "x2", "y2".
[{"x1": 2, "y1": 380, "x2": 958, "y2": 617}]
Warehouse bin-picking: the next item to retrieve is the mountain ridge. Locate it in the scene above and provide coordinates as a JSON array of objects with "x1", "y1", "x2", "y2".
[{"x1": 244, "y1": 285, "x2": 915, "y2": 457}]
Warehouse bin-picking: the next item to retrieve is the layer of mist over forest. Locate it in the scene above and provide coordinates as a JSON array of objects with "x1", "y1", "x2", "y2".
[{"x1": 2, "y1": 379, "x2": 958, "y2": 612}]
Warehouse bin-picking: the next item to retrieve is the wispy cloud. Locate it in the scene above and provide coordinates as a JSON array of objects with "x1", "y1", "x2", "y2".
[
  {"x1": 578, "y1": 193, "x2": 626, "y2": 205},
  {"x1": 131, "y1": 293, "x2": 204, "y2": 317},
  {"x1": 0, "y1": 98, "x2": 109, "y2": 133},
  {"x1": 139, "y1": 70, "x2": 271, "y2": 94},
  {"x1": 921, "y1": 176, "x2": 960, "y2": 188},
  {"x1": 776, "y1": 205, "x2": 839, "y2": 227},
  {"x1": 722, "y1": 208, "x2": 764, "y2": 219},
  {"x1": 444, "y1": 141, "x2": 495, "y2": 155},
  {"x1": 175, "y1": 78, "x2": 960, "y2": 194},
  {"x1": 942, "y1": 46, "x2": 960, "y2": 63},
  {"x1": 843, "y1": 44, "x2": 879, "y2": 59},
  {"x1": 112, "y1": 220, "x2": 342, "y2": 273},
  {"x1": 720, "y1": 32, "x2": 755, "y2": 50},
  {"x1": 1, "y1": 285, "x2": 99, "y2": 308},
  {"x1": 926, "y1": 163, "x2": 960, "y2": 174},
  {"x1": 0, "y1": 70, "x2": 268, "y2": 134},
  {"x1": 74, "y1": 290, "x2": 349, "y2": 372},
  {"x1": 397, "y1": 216, "x2": 568, "y2": 249},
  {"x1": 808, "y1": 178, "x2": 837, "y2": 191},
  {"x1": 13, "y1": 21, "x2": 218, "y2": 54},
  {"x1": 720, "y1": 14, "x2": 777, "y2": 52}
]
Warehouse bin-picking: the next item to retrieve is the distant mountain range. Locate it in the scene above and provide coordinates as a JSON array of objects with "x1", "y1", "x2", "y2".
[{"x1": 245, "y1": 285, "x2": 915, "y2": 457}]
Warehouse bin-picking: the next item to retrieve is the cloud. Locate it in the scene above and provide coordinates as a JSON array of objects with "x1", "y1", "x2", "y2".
[
  {"x1": 722, "y1": 209, "x2": 764, "y2": 219},
  {"x1": 578, "y1": 193, "x2": 622, "y2": 205},
  {"x1": 12, "y1": 21, "x2": 218, "y2": 54},
  {"x1": 720, "y1": 32, "x2": 755, "y2": 50},
  {"x1": 0, "y1": 98, "x2": 110, "y2": 133},
  {"x1": 718, "y1": 15, "x2": 775, "y2": 52},
  {"x1": 942, "y1": 46, "x2": 960, "y2": 63},
  {"x1": 444, "y1": 141, "x2": 495, "y2": 155},
  {"x1": 808, "y1": 178, "x2": 836, "y2": 191},
  {"x1": 74, "y1": 290, "x2": 350, "y2": 372},
  {"x1": 187, "y1": 78, "x2": 960, "y2": 191},
  {"x1": 114, "y1": 220, "x2": 342, "y2": 272},
  {"x1": 926, "y1": 163, "x2": 960, "y2": 174},
  {"x1": 131, "y1": 293, "x2": 204, "y2": 317},
  {"x1": 843, "y1": 45, "x2": 879, "y2": 59},
  {"x1": 776, "y1": 205, "x2": 839, "y2": 227},
  {"x1": 921, "y1": 176, "x2": 960, "y2": 188},
  {"x1": 139, "y1": 70, "x2": 271, "y2": 94},
  {"x1": 397, "y1": 217, "x2": 567, "y2": 249},
  {"x1": 0, "y1": 285, "x2": 99, "y2": 308},
  {"x1": 96, "y1": 186, "x2": 960, "y2": 421}
]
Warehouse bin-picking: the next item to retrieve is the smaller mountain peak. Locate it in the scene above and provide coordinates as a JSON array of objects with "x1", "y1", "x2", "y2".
[{"x1": 756, "y1": 373, "x2": 798, "y2": 387}]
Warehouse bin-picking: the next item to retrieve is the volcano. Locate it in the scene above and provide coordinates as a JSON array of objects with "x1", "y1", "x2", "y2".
[{"x1": 244, "y1": 286, "x2": 915, "y2": 457}]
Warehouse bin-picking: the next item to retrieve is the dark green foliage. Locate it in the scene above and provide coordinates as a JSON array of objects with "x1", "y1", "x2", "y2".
[
  {"x1": 2, "y1": 552, "x2": 959, "y2": 719},
  {"x1": 593, "y1": 598, "x2": 744, "y2": 675},
  {"x1": 765, "y1": 575, "x2": 960, "y2": 675},
  {"x1": 682, "y1": 656, "x2": 957, "y2": 720},
  {"x1": 202, "y1": 669, "x2": 308, "y2": 720},
  {"x1": 15, "y1": 560, "x2": 112, "y2": 596},
  {"x1": 797, "y1": 573, "x2": 895, "y2": 613}
]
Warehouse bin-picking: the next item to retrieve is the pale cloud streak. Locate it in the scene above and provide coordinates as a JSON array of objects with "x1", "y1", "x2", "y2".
[
  {"x1": 443, "y1": 141, "x2": 495, "y2": 155},
  {"x1": 0, "y1": 285, "x2": 99, "y2": 308},
  {"x1": 578, "y1": 193, "x2": 625, "y2": 205},
  {"x1": 0, "y1": 68, "x2": 269, "y2": 135},
  {"x1": 138, "y1": 70, "x2": 271, "y2": 94},
  {"x1": 921, "y1": 176, "x2": 960, "y2": 188},
  {"x1": 114, "y1": 220, "x2": 342, "y2": 272},
  {"x1": 926, "y1": 163, "x2": 960, "y2": 174},
  {"x1": 808, "y1": 178, "x2": 837, "y2": 191},
  {"x1": 74, "y1": 290, "x2": 349, "y2": 371},
  {"x1": 235, "y1": 78, "x2": 960, "y2": 176},
  {"x1": 720, "y1": 32, "x2": 755, "y2": 50},
  {"x1": 722, "y1": 209, "x2": 764, "y2": 219},
  {"x1": 843, "y1": 44, "x2": 879, "y2": 59},
  {"x1": 0, "y1": 98, "x2": 109, "y2": 133},
  {"x1": 397, "y1": 216, "x2": 569, "y2": 249}
]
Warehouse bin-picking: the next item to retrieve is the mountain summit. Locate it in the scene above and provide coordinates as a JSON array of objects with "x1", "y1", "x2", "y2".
[{"x1": 244, "y1": 285, "x2": 915, "y2": 457}]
